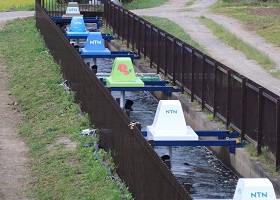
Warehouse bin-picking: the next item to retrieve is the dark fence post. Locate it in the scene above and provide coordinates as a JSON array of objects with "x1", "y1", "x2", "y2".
[
  {"x1": 157, "y1": 30, "x2": 160, "y2": 74},
  {"x1": 112, "y1": 4, "x2": 116, "y2": 35},
  {"x1": 276, "y1": 98, "x2": 280, "y2": 171},
  {"x1": 257, "y1": 87, "x2": 263, "y2": 156},
  {"x1": 226, "y1": 70, "x2": 232, "y2": 128},
  {"x1": 109, "y1": 0, "x2": 112, "y2": 28},
  {"x1": 117, "y1": 6, "x2": 120, "y2": 38},
  {"x1": 213, "y1": 62, "x2": 218, "y2": 118},
  {"x1": 122, "y1": 8, "x2": 124, "y2": 42},
  {"x1": 181, "y1": 44, "x2": 186, "y2": 93},
  {"x1": 47, "y1": 0, "x2": 50, "y2": 15},
  {"x1": 37, "y1": 0, "x2": 41, "y2": 6},
  {"x1": 116, "y1": 97, "x2": 120, "y2": 105},
  {"x1": 115, "y1": 5, "x2": 118, "y2": 36},
  {"x1": 131, "y1": 15, "x2": 135, "y2": 50},
  {"x1": 191, "y1": 49, "x2": 195, "y2": 102},
  {"x1": 149, "y1": 140, "x2": 154, "y2": 148},
  {"x1": 126, "y1": 12, "x2": 129, "y2": 48},
  {"x1": 104, "y1": 0, "x2": 106, "y2": 23},
  {"x1": 241, "y1": 77, "x2": 247, "y2": 141},
  {"x1": 51, "y1": 0, "x2": 54, "y2": 16},
  {"x1": 164, "y1": 35, "x2": 168, "y2": 77},
  {"x1": 125, "y1": 110, "x2": 130, "y2": 117},
  {"x1": 150, "y1": 25, "x2": 153, "y2": 68},
  {"x1": 105, "y1": 0, "x2": 109, "y2": 27},
  {"x1": 172, "y1": 38, "x2": 176, "y2": 84},
  {"x1": 201, "y1": 55, "x2": 206, "y2": 109},
  {"x1": 107, "y1": 87, "x2": 112, "y2": 94},
  {"x1": 135, "y1": 122, "x2": 142, "y2": 132},
  {"x1": 137, "y1": 19, "x2": 141, "y2": 55},
  {"x1": 143, "y1": 22, "x2": 147, "y2": 58}
]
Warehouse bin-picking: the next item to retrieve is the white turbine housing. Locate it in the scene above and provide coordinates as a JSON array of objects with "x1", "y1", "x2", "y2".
[
  {"x1": 233, "y1": 178, "x2": 277, "y2": 200},
  {"x1": 147, "y1": 100, "x2": 198, "y2": 141}
]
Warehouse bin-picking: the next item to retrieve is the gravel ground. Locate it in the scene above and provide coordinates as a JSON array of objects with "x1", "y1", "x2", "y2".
[{"x1": 131, "y1": 0, "x2": 280, "y2": 96}]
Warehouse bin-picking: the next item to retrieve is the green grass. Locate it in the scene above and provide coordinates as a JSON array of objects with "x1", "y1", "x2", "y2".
[
  {"x1": 185, "y1": 0, "x2": 197, "y2": 6},
  {"x1": 0, "y1": 0, "x2": 34, "y2": 11},
  {"x1": 123, "y1": 0, "x2": 168, "y2": 10},
  {"x1": 200, "y1": 16, "x2": 277, "y2": 73},
  {"x1": 0, "y1": 17, "x2": 132, "y2": 200},
  {"x1": 245, "y1": 142, "x2": 280, "y2": 174},
  {"x1": 141, "y1": 16, "x2": 205, "y2": 53},
  {"x1": 215, "y1": 0, "x2": 280, "y2": 7}
]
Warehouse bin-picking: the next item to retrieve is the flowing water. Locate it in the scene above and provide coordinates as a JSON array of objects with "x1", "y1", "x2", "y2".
[{"x1": 85, "y1": 57, "x2": 239, "y2": 199}]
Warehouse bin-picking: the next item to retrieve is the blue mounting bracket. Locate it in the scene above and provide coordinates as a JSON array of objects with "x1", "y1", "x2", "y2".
[
  {"x1": 142, "y1": 80, "x2": 169, "y2": 86},
  {"x1": 52, "y1": 16, "x2": 103, "y2": 29},
  {"x1": 67, "y1": 33, "x2": 115, "y2": 42},
  {"x1": 141, "y1": 130, "x2": 240, "y2": 138},
  {"x1": 141, "y1": 130, "x2": 245, "y2": 154},
  {"x1": 151, "y1": 140, "x2": 244, "y2": 154},
  {"x1": 195, "y1": 130, "x2": 240, "y2": 139},
  {"x1": 106, "y1": 86, "x2": 180, "y2": 97},
  {"x1": 80, "y1": 51, "x2": 141, "y2": 60},
  {"x1": 101, "y1": 80, "x2": 169, "y2": 86},
  {"x1": 97, "y1": 73, "x2": 169, "y2": 86}
]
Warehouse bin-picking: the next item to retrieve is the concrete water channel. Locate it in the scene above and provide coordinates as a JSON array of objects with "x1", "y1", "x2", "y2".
[{"x1": 85, "y1": 57, "x2": 239, "y2": 199}]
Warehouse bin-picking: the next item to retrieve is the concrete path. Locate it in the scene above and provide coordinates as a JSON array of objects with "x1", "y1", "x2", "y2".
[
  {"x1": 131, "y1": 0, "x2": 280, "y2": 96},
  {"x1": 0, "y1": 11, "x2": 34, "y2": 29}
]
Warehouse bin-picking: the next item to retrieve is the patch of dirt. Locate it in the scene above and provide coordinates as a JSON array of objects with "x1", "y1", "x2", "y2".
[
  {"x1": 0, "y1": 59, "x2": 32, "y2": 200},
  {"x1": 47, "y1": 136, "x2": 77, "y2": 151},
  {"x1": 248, "y1": 7, "x2": 280, "y2": 20}
]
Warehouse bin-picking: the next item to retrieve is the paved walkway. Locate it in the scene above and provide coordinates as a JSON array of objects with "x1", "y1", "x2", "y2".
[
  {"x1": 131, "y1": 0, "x2": 280, "y2": 96},
  {"x1": 0, "y1": 11, "x2": 34, "y2": 29}
]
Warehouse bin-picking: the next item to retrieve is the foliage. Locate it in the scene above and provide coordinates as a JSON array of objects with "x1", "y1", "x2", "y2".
[
  {"x1": 218, "y1": 0, "x2": 280, "y2": 5},
  {"x1": 123, "y1": 0, "x2": 168, "y2": 10},
  {"x1": 0, "y1": 0, "x2": 34, "y2": 11}
]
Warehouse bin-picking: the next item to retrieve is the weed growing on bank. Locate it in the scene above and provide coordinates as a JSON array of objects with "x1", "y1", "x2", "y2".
[
  {"x1": 123, "y1": 0, "x2": 167, "y2": 10},
  {"x1": 0, "y1": 17, "x2": 132, "y2": 199},
  {"x1": 141, "y1": 16, "x2": 205, "y2": 53}
]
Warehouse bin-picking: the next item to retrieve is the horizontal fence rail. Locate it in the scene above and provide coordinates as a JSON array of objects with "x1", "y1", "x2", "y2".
[
  {"x1": 38, "y1": 0, "x2": 104, "y2": 18},
  {"x1": 35, "y1": 1, "x2": 192, "y2": 199},
  {"x1": 104, "y1": 0, "x2": 280, "y2": 171}
]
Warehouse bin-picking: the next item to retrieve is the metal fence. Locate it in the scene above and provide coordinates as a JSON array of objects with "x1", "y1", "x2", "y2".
[
  {"x1": 104, "y1": 0, "x2": 280, "y2": 170},
  {"x1": 38, "y1": 0, "x2": 104, "y2": 18},
  {"x1": 35, "y1": 1, "x2": 192, "y2": 199}
]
